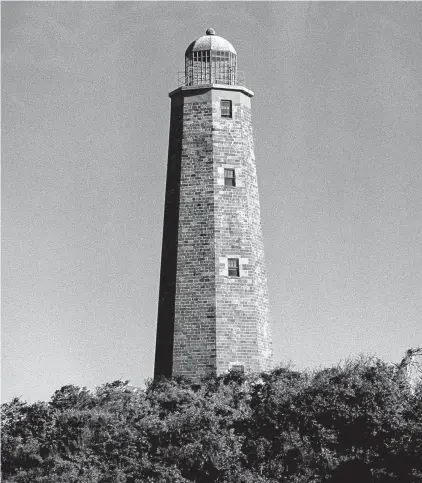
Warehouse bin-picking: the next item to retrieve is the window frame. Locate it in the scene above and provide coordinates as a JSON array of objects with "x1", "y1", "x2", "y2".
[
  {"x1": 221, "y1": 99, "x2": 232, "y2": 118},
  {"x1": 224, "y1": 168, "x2": 236, "y2": 187},
  {"x1": 231, "y1": 364, "x2": 245, "y2": 373},
  {"x1": 228, "y1": 258, "x2": 240, "y2": 277}
]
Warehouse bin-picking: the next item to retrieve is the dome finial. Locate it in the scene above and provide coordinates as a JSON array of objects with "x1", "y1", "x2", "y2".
[{"x1": 206, "y1": 28, "x2": 215, "y2": 36}]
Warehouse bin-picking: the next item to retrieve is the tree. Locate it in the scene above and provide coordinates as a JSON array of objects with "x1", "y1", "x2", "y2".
[{"x1": 2, "y1": 353, "x2": 421, "y2": 482}]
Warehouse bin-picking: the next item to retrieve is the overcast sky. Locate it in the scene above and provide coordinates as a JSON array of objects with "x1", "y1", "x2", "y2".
[{"x1": 3, "y1": 1, "x2": 422, "y2": 403}]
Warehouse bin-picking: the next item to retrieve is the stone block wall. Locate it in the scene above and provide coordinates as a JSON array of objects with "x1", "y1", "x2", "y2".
[
  {"x1": 155, "y1": 86, "x2": 272, "y2": 381},
  {"x1": 154, "y1": 96, "x2": 183, "y2": 378},
  {"x1": 212, "y1": 89, "x2": 272, "y2": 374}
]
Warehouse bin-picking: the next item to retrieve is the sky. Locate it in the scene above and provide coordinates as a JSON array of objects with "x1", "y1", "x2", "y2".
[{"x1": 2, "y1": 1, "x2": 422, "y2": 403}]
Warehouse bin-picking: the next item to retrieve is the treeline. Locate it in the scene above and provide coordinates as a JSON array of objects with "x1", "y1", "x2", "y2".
[{"x1": 2, "y1": 355, "x2": 422, "y2": 482}]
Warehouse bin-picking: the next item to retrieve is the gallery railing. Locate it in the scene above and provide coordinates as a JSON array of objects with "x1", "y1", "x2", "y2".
[{"x1": 177, "y1": 70, "x2": 245, "y2": 87}]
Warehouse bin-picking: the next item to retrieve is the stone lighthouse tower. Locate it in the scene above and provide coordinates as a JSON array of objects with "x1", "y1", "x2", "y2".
[{"x1": 154, "y1": 29, "x2": 272, "y2": 380}]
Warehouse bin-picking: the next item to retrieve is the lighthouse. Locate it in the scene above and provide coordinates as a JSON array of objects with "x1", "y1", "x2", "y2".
[{"x1": 154, "y1": 29, "x2": 272, "y2": 380}]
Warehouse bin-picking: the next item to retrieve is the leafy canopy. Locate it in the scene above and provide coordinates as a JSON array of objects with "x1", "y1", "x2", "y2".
[{"x1": 2, "y1": 354, "x2": 421, "y2": 482}]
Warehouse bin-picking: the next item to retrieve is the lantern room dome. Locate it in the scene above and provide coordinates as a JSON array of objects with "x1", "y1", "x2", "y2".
[
  {"x1": 184, "y1": 29, "x2": 238, "y2": 87},
  {"x1": 185, "y1": 29, "x2": 237, "y2": 56}
]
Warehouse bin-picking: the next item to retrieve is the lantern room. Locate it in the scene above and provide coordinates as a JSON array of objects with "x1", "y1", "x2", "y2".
[{"x1": 184, "y1": 28, "x2": 238, "y2": 86}]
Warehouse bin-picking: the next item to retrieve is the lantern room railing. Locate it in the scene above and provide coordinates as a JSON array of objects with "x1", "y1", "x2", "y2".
[{"x1": 177, "y1": 69, "x2": 245, "y2": 87}]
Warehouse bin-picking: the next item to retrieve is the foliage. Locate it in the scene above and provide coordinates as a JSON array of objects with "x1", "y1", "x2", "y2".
[{"x1": 2, "y1": 354, "x2": 421, "y2": 482}]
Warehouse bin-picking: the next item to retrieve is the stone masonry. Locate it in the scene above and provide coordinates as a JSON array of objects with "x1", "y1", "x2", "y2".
[
  {"x1": 212, "y1": 89, "x2": 272, "y2": 375},
  {"x1": 154, "y1": 31, "x2": 272, "y2": 381}
]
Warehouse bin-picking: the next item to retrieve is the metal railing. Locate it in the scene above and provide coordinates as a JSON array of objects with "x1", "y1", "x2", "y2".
[{"x1": 177, "y1": 70, "x2": 245, "y2": 88}]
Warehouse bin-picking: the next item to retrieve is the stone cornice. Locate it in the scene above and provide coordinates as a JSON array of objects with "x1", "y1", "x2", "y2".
[{"x1": 169, "y1": 84, "x2": 254, "y2": 99}]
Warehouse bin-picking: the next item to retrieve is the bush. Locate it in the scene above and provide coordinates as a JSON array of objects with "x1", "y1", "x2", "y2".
[{"x1": 2, "y1": 356, "x2": 421, "y2": 482}]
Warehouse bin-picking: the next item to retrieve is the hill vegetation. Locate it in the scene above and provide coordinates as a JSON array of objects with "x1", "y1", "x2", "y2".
[{"x1": 2, "y1": 353, "x2": 421, "y2": 482}]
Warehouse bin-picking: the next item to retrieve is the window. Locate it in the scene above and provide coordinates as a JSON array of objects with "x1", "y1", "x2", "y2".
[
  {"x1": 228, "y1": 258, "x2": 240, "y2": 277},
  {"x1": 221, "y1": 100, "x2": 232, "y2": 118},
  {"x1": 224, "y1": 168, "x2": 236, "y2": 187},
  {"x1": 231, "y1": 365, "x2": 244, "y2": 373}
]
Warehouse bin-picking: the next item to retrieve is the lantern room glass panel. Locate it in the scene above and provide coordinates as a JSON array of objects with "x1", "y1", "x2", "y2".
[{"x1": 185, "y1": 50, "x2": 237, "y2": 86}]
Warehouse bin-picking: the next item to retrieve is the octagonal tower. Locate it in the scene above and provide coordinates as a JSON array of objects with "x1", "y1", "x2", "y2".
[{"x1": 154, "y1": 29, "x2": 272, "y2": 380}]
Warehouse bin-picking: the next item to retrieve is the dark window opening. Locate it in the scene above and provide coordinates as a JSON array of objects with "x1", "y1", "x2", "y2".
[
  {"x1": 224, "y1": 168, "x2": 236, "y2": 187},
  {"x1": 228, "y1": 258, "x2": 240, "y2": 277},
  {"x1": 221, "y1": 100, "x2": 232, "y2": 118},
  {"x1": 231, "y1": 365, "x2": 244, "y2": 373}
]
